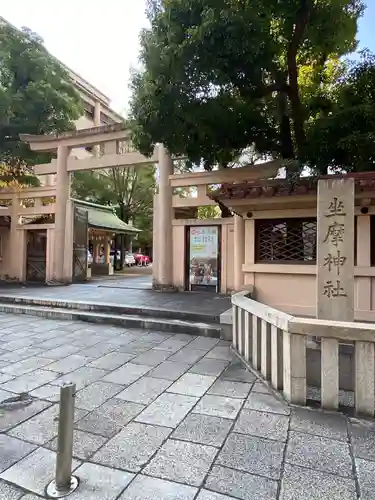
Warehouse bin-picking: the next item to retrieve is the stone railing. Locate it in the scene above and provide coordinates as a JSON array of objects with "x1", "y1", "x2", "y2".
[{"x1": 232, "y1": 291, "x2": 375, "y2": 416}]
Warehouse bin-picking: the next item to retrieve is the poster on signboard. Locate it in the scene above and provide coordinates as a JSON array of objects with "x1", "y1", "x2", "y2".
[{"x1": 188, "y1": 226, "x2": 219, "y2": 291}]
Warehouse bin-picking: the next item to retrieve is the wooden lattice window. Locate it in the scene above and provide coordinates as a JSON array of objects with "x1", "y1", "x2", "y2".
[{"x1": 255, "y1": 218, "x2": 317, "y2": 263}]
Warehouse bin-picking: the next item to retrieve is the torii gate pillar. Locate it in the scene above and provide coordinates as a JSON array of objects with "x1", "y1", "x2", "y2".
[
  {"x1": 52, "y1": 145, "x2": 71, "y2": 282},
  {"x1": 153, "y1": 144, "x2": 175, "y2": 290}
]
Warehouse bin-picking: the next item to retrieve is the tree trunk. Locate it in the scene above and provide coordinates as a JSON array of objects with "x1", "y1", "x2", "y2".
[
  {"x1": 277, "y1": 79, "x2": 304, "y2": 259},
  {"x1": 287, "y1": 77, "x2": 306, "y2": 156},
  {"x1": 287, "y1": 0, "x2": 310, "y2": 156},
  {"x1": 277, "y1": 87, "x2": 295, "y2": 161}
]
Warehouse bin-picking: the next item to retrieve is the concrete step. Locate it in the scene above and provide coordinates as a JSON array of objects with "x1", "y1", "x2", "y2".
[
  {"x1": 0, "y1": 302, "x2": 222, "y2": 338},
  {"x1": 0, "y1": 295, "x2": 221, "y2": 324}
]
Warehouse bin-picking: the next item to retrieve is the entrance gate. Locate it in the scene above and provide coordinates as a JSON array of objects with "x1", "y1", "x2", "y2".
[
  {"x1": 186, "y1": 225, "x2": 221, "y2": 292},
  {"x1": 72, "y1": 206, "x2": 88, "y2": 282},
  {"x1": 26, "y1": 229, "x2": 47, "y2": 282}
]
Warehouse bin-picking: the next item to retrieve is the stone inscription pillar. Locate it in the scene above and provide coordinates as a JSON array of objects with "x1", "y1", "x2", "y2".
[
  {"x1": 317, "y1": 177, "x2": 355, "y2": 409},
  {"x1": 317, "y1": 178, "x2": 355, "y2": 321}
]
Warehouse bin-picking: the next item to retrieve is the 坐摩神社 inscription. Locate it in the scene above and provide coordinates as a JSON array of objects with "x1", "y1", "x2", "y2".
[{"x1": 317, "y1": 179, "x2": 354, "y2": 322}]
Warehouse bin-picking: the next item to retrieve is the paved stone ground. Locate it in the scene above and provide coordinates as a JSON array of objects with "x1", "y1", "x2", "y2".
[
  {"x1": 0, "y1": 277, "x2": 231, "y2": 316},
  {"x1": 0, "y1": 313, "x2": 374, "y2": 499}
]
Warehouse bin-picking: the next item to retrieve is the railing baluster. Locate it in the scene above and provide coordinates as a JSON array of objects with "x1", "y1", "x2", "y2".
[
  {"x1": 271, "y1": 325, "x2": 283, "y2": 390},
  {"x1": 232, "y1": 304, "x2": 238, "y2": 350},
  {"x1": 321, "y1": 338, "x2": 339, "y2": 410},
  {"x1": 238, "y1": 307, "x2": 244, "y2": 356},
  {"x1": 283, "y1": 331, "x2": 306, "y2": 405},
  {"x1": 355, "y1": 341, "x2": 375, "y2": 417},
  {"x1": 261, "y1": 320, "x2": 271, "y2": 380},
  {"x1": 252, "y1": 315, "x2": 261, "y2": 370},
  {"x1": 244, "y1": 311, "x2": 252, "y2": 363}
]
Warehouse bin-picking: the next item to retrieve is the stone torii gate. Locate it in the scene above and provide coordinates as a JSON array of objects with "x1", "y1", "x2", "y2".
[
  {"x1": 20, "y1": 123, "x2": 174, "y2": 285},
  {"x1": 21, "y1": 123, "x2": 280, "y2": 290}
]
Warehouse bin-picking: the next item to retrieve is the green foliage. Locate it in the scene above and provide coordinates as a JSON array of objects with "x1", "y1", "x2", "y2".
[
  {"x1": 305, "y1": 53, "x2": 375, "y2": 173},
  {"x1": 0, "y1": 20, "x2": 82, "y2": 185},
  {"x1": 130, "y1": 0, "x2": 364, "y2": 170},
  {"x1": 197, "y1": 205, "x2": 221, "y2": 219},
  {"x1": 72, "y1": 166, "x2": 156, "y2": 246}
]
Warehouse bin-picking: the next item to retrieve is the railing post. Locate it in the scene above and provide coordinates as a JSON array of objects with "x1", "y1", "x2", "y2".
[
  {"x1": 271, "y1": 325, "x2": 283, "y2": 390},
  {"x1": 232, "y1": 305, "x2": 238, "y2": 350},
  {"x1": 46, "y1": 383, "x2": 79, "y2": 498},
  {"x1": 321, "y1": 338, "x2": 339, "y2": 410},
  {"x1": 238, "y1": 307, "x2": 244, "y2": 357},
  {"x1": 283, "y1": 331, "x2": 306, "y2": 405},
  {"x1": 261, "y1": 320, "x2": 271, "y2": 380},
  {"x1": 244, "y1": 311, "x2": 252, "y2": 363},
  {"x1": 252, "y1": 316, "x2": 261, "y2": 370},
  {"x1": 355, "y1": 341, "x2": 375, "y2": 417}
]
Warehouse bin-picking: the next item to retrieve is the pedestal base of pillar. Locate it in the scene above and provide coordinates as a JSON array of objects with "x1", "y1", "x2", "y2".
[
  {"x1": 152, "y1": 280, "x2": 178, "y2": 292},
  {"x1": 46, "y1": 279, "x2": 72, "y2": 287}
]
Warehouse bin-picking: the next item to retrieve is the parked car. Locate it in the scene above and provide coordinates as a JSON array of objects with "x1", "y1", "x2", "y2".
[
  {"x1": 134, "y1": 253, "x2": 151, "y2": 266},
  {"x1": 110, "y1": 250, "x2": 136, "y2": 267},
  {"x1": 125, "y1": 252, "x2": 136, "y2": 267}
]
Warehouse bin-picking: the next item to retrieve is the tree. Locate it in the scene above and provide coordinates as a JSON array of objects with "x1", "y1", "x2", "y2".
[
  {"x1": 305, "y1": 52, "x2": 375, "y2": 173},
  {"x1": 0, "y1": 20, "x2": 82, "y2": 186},
  {"x1": 130, "y1": 0, "x2": 364, "y2": 170},
  {"x1": 71, "y1": 165, "x2": 156, "y2": 248}
]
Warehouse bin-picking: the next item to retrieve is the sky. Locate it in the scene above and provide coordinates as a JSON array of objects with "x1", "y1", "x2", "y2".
[{"x1": 1, "y1": 1, "x2": 374, "y2": 116}]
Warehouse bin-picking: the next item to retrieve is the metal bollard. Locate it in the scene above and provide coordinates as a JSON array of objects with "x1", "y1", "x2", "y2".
[{"x1": 46, "y1": 383, "x2": 79, "y2": 498}]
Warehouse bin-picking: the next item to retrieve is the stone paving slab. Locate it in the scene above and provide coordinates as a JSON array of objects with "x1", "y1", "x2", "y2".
[
  {"x1": 119, "y1": 475, "x2": 197, "y2": 500},
  {"x1": 0, "y1": 435, "x2": 36, "y2": 473},
  {"x1": 74, "y1": 381, "x2": 124, "y2": 411},
  {"x1": 75, "y1": 399, "x2": 145, "y2": 437},
  {"x1": 116, "y1": 376, "x2": 172, "y2": 405},
  {"x1": 0, "y1": 399, "x2": 51, "y2": 433},
  {"x1": 0, "y1": 313, "x2": 374, "y2": 499},
  {"x1": 46, "y1": 430, "x2": 108, "y2": 460},
  {"x1": 285, "y1": 431, "x2": 353, "y2": 478},
  {"x1": 167, "y1": 373, "x2": 216, "y2": 397},
  {"x1": 69, "y1": 462, "x2": 134, "y2": 500},
  {"x1": 92, "y1": 422, "x2": 172, "y2": 472},
  {"x1": 216, "y1": 432, "x2": 285, "y2": 480},
  {"x1": 0, "y1": 480, "x2": 25, "y2": 500},
  {"x1": 206, "y1": 465, "x2": 278, "y2": 500},
  {"x1": 234, "y1": 408, "x2": 289, "y2": 442},
  {"x1": 280, "y1": 463, "x2": 357, "y2": 500},
  {"x1": 193, "y1": 394, "x2": 243, "y2": 420},
  {"x1": 0, "y1": 447, "x2": 81, "y2": 497},
  {"x1": 144, "y1": 438, "x2": 218, "y2": 486},
  {"x1": 149, "y1": 360, "x2": 192, "y2": 381},
  {"x1": 135, "y1": 392, "x2": 199, "y2": 428},
  {"x1": 189, "y1": 358, "x2": 230, "y2": 377},
  {"x1": 172, "y1": 413, "x2": 233, "y2": 447}
]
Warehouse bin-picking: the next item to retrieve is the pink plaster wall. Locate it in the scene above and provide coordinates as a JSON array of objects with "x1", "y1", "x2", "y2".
[{"x1": 242, "y1": 211, "x2": 375, "y2": 322}]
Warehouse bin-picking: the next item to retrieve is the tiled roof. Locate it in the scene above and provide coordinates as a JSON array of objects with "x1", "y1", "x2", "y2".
[
  {"x1": 209, "y1": 173, "x2": 375, "y2": 201},
  {"x1": 73, "y1": 199, "x2": 140, "y2": 233}
]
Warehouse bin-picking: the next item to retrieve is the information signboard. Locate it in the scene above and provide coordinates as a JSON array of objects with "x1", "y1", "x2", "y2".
[{"x1": 188, "y1": 226, "x2": 219, "y2": 291}]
